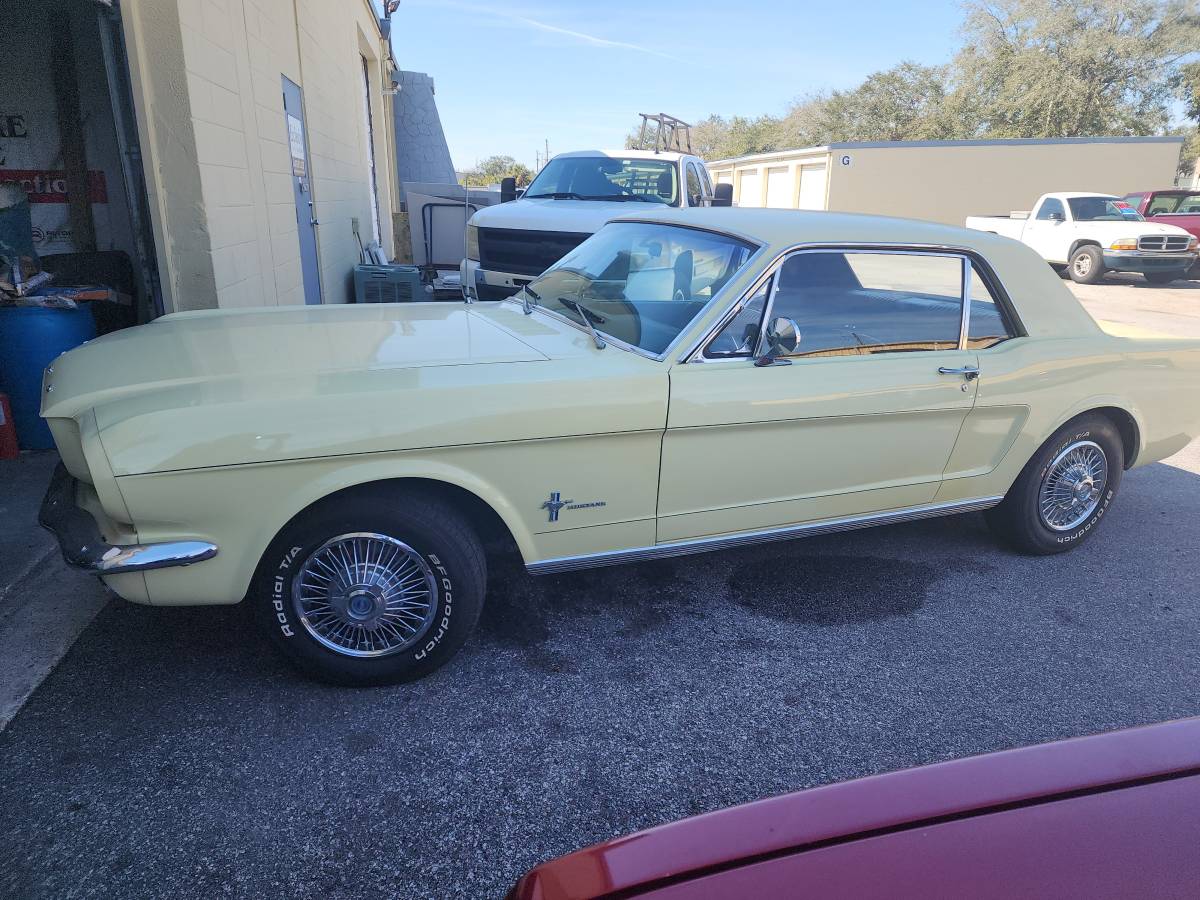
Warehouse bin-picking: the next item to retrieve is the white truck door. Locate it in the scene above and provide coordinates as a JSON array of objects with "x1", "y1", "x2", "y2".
[{"x1": 1022, "y1": 196, "x2": 1071, "y2": 263}]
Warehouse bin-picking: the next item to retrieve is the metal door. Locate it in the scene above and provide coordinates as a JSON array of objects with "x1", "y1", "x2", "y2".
[{"x1": 282, "y1": 77, "x2": 322, "y2": 304}]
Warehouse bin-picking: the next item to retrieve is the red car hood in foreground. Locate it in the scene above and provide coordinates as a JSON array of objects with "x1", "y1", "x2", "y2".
[{"x1": 508, "y1": 718, "x2": 1200, "y2": 899}]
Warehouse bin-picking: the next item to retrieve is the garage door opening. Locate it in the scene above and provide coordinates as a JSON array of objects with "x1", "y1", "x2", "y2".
[{"x1": 0, "y1": 0, "x2": 162, "y2": 329}]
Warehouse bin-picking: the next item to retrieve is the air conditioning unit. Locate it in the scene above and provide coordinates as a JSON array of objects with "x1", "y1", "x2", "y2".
[{"x1": 353, "y1": 264, "x2": 423, "y2": 303}]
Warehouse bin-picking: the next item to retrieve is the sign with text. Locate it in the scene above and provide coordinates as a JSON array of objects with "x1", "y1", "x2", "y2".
[{"x1": 0, "y1": 169, "x2": 108, "y2": 203}]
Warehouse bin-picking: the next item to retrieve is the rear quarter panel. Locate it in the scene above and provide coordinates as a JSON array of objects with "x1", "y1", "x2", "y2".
[{"x1": 937, "y1": 335, "x2": 1200, "y2": 504}]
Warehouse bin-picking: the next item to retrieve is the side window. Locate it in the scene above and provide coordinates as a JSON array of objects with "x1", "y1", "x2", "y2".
[
  {"x1": 699, "y1": 165, "x2": 714, "y2": 200},
  {"x1": 705, "y1": 277, "x2": 771, "y2": 358},
  {"x1": 686, "y1": 163, "x2": 703, "y2": 207},
  {"x1": 967, "y1": 266, "x2": 1017, "y2": 349},
  {"x1": 1036, "y1": 198, "x2": 1065, "y2": 220},
  {"x1": 766, "y1": 251, "x2": 964, "y2": 358}
]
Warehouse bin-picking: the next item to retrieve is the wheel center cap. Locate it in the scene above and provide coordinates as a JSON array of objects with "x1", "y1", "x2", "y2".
[
  {"x1": 1071, "y1": 477, "x2": 1093, "y2": 503},
  {"x1": 345, "y1": 588, "x2": 379, "y2": 621}
]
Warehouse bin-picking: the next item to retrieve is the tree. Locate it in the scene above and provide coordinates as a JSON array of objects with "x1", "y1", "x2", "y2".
[
  {"x1": 951, "y1": 0, "x2": 1200, "y2": 137},
  {"x1": 617, "y1": 0, "x2": 1200, "y2": 165},
  {"x1": 460, "y1": 155, "x2": 533, "y2": 188},
  {"x1": 1177, "y1": 61, "x2": 1200, "y2": 180}
]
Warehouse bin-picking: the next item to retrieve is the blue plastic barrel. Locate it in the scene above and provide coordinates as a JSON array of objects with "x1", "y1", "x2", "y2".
[{"x1": 0, "y1": 306, "x2": 96, "y2": 450}]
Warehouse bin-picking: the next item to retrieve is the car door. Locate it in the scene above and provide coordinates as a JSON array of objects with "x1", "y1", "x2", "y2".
[
  {"x1": 658, "y1": 248, "x2": 982, "y2": 543},
  {"x1": 1022, "y1": 197, "x2": 1071, "y2": 263}
]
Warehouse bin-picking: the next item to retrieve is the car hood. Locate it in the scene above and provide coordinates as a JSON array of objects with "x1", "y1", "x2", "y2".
[
  {"x1": 41, "y1": 301, "x2": 669, "y2": 476},
  {"x1": 42, "y1": 302, "x2": 548, "y2": 420},
  {"x1": 1086, "y1": 220, "x2": 1193, "y2": 238},
  {"x1": 471, "y1": 197, "x2": 671, "y2": 235}
]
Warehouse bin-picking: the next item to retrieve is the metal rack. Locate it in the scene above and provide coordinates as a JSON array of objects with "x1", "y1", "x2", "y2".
[{"x1": 638, "y1": 113, "x2": 693, "y2": 154}]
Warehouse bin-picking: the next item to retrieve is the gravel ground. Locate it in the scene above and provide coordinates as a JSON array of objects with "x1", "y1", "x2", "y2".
[{"x1": 2, "y1": 439, "x2": 1198, "y2": 899}]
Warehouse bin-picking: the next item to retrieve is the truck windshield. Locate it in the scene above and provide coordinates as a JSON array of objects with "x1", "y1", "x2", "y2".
[
  {"x1": 522, "y1": 222, "x2": 756, "y2": 356},
  {"x1": 525, "y1": 157, "x2": 678, "y2": 206},
  {"x1": 1068, "y1": 197, "x2": 1144, "y2": 222}
]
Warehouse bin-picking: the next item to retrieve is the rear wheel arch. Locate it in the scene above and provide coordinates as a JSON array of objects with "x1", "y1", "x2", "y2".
[{"x1": 1092, "y1": 406, "x2": 1140, "y2": 469}]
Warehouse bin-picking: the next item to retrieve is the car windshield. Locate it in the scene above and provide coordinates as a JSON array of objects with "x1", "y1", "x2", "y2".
[
  {"x1": 525, "y1": 156, "x2": 679, "y2": 205},
  {"x1": 1144, "y1": 193, "x2": 1200, "y2": 215},
  {"x1": 1068, "y1": 196, "x2": 1144, "y2": 222},
  {"x1": 523, "y1": 222, "x2": 756, "y2": 355}
]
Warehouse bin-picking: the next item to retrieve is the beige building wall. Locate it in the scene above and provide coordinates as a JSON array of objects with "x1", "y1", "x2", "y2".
[
  {"x1": 119, "y1": 0, "x2": 396, "y2": 312},
  {"x1": 710, "y1": 139, "x2": 1184, "y2": 227},
  {"x1": 827, "y1": 140, "x2": 1183, "y2": 226}
]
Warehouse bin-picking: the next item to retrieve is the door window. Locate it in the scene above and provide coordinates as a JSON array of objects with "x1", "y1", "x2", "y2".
[
  {"x1": 967, "y1": 266, "x2": 1017, "y2": 349},
  {"x1": 705, "y1": 277, "x2": 772, "y2": 358},
  {"x1": 707, "y1": 250, "x2": 977, "y2": 358},
  {"x1": 1035, "y1": 198, "x2": 1065, "y2": 220},
  {"x1": 686, "y1": 163, "x2": 704, "y2": 207}
]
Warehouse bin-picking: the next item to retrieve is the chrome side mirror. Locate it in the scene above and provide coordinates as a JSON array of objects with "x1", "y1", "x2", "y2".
[{"x1": 754, "y1": 317, "x2": 800, "y2": 367}]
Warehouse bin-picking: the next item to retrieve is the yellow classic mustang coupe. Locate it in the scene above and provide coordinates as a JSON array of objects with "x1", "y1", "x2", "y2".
[{"x1": 39, "y1": 209, "x2": 1200, "y2": 684}]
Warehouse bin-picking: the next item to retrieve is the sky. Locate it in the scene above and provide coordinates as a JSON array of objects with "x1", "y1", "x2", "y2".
[{"x1": 391, "y1": 0, "x2": 970, "y2": 171}]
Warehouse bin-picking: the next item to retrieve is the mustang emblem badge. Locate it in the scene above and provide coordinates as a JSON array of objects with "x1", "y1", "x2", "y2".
[
  {"x1": 541, "y1": 492, "x2": 607, "y2": 523},
  {"x1": 541, "y1": 492, "x2": 573, "y2": 523}
]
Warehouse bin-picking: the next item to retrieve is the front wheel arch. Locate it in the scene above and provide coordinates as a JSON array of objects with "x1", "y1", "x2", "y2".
[{"x1": 247, "y1": 476, "x2": 523, "y2": 599}]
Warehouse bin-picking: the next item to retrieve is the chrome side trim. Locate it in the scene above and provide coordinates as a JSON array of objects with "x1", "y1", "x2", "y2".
[
  {"x1": 526, "y1": 495, "x2": 1004, "y2": 575},
  {"x1": 958, "y1": 255, "x2": 972, "y2": 349}
]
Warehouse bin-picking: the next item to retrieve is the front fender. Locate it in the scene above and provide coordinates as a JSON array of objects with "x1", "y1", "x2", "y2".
[{"x1": 118, "y1": 429, "x2": 663, "y2": 606}]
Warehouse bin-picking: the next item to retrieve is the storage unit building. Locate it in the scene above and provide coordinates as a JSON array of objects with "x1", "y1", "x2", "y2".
[{"x1": 708, "y1": 137, "x2": 1186, "y2": 227}]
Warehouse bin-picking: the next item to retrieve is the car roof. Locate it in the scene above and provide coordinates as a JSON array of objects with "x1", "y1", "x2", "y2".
[
  {"x1": 608, "y1": 206, "x2": 1012, "y2": 256},
  {"x1": 551, "y1": 149, "x2": 690, "y2": 162},
  {"x1": 508, "y1": 717, "x2": 1200, "y2": 900},
  {"x1": 1047, "y1": 191, "x2": 1119, "y2": 200}
]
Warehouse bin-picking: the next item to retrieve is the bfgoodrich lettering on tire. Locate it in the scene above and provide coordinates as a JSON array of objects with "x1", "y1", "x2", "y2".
[
  {"x1": 252, "y1": 486, "x2": 485, "y2": 685},
  {"x1": 985, "y1": 413, "x2": 1124, "y2": 555}
]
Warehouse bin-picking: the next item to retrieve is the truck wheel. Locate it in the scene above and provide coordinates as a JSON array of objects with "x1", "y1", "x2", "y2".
[
  {"x1": 1068, "y1": 246, "x2": 1105, "y2": 284},
  {"x1": 984, "y1": 414, "x2": 1123, "y2": 555},
  {"x1": 253, "y1": 488, "x2": 486, "y2": 686},
  {"x1": 1144, "y1": 271, "x2": 1178, "y2": 285}
]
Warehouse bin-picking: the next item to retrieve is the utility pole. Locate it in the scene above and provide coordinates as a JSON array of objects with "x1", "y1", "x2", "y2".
[{"x1": 544, "y1": 138, "x2": 549, "y2": 166}]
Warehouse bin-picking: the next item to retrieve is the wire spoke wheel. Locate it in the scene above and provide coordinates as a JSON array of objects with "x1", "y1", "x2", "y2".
[
  {"x1": 293, "y1": 533, "x2": 438, "y2": 658},
  {"x1": 1038, "y1": 440, "x2": 1108, "y2": 532}
]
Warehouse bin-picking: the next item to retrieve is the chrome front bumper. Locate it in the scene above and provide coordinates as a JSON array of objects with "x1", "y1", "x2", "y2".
[{"x1": 38, "y1": 464, "x2": 217, "y2": 575}]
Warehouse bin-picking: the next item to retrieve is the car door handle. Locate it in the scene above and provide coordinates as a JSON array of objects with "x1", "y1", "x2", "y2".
[{"x1": 938, "y1": 365, "x2": 980, "y2": 379}]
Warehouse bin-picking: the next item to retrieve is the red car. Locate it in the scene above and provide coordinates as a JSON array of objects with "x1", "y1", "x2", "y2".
[
  {"x1": 1123, "y1": 190, "x2": 1200, "y2": 279},
  {"x1": 507, "y1": 719, "x2": 1200, "y2": 899}
]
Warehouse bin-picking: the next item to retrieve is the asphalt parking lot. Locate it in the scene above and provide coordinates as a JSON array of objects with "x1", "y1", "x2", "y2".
[{"x1": 2, "y1": 276, "x2": 1199, "y2": 899}]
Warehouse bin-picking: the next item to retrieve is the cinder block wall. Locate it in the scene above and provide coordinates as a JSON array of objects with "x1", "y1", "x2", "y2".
[{"x1": 122, "y1": 0, "x2": 396, "y2": 311}]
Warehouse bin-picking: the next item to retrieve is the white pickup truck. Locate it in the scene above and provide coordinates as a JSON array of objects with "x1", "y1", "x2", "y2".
[
  {"x1": 966, "y1": 192, "x2": 1198, "y2": 285},
  {"x1": 461, "y1": 149, "x2": 728, "y2": 301}
]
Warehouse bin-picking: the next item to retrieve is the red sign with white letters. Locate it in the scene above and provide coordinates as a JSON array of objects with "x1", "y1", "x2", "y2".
[{"x1": 0, "y1": 169, "x2": 108, "y2": 203}]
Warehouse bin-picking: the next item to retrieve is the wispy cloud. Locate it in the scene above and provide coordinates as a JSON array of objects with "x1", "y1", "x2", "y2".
[
  {"x1": 511, "y1": 14, "x2": 681, "y2": 60},
  {"x1": 424, "y1": 1, "x2": 683, "y2": 62}
]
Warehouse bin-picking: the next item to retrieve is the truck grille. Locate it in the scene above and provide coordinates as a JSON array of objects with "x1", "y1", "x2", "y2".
[
  {"x1": 1138, "y1": 235, "x2": 1190, "y2": 252},
  {"x1": 477, "y1": 228, "x2": 589, "y2": 276}
]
